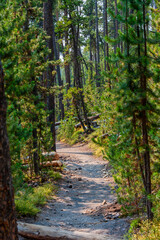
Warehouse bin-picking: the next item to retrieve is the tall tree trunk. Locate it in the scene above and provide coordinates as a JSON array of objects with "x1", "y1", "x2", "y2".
[
  {"x1": 89, "y1": 0, "x2": 94, "y2": 83},
  {"x1": 114, "y1": 0, "x2": 117, "y2": 54},
  {"x1": 70, "y1": 14, "x2": 92, "y2": 132},
  {"x1": 0, "y1": 60, "x2": 18, "y2": 240},
  {"x1": 141, "y1": 1, "x2": 153, "y2": 220},
  {"x1": 32, "y1": 83, "x2": 39, "y2": 175},
  {"x1": 120, "y1": 9, "x2": 124, "y2": 53},
  {"x1": 95, "y1": 0, "x2": 100, "y2": 87},
  {"x1": 33, "y1": 128, "x2": 39, "y2": 175},
  {"x1": 64, "y1": 8, "x2": 71, "y2": 91},
  {"x1": 103, "y1": 0, "x2": 107, "y2": 71},
  {"x1": 24, "y1": 2, "x2": 39, "y2": 173},
  {"x1": 103, "y1": 0, "x2": 111, "y2": 88},
  {"x1": 53, "y1": 23, "x2": 64, "y2": 120},
  {"x1": 43, "y1": 0, "x2": 56, "y2": 151},
  {"x1": 114, "y1": 0, "x2": 119, "y2": 54}
]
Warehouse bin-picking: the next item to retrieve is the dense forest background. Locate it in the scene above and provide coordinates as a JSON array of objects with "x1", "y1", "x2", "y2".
[{"x1": 0, "y1": 0, "x2": 160, "y2": 239}]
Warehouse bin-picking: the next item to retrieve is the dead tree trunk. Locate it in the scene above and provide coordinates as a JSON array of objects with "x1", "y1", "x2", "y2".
[{"x1": 18, "y1": 222, "x2": 110, "y2": 240}]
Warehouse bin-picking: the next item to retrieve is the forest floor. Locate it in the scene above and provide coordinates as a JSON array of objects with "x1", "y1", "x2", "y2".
[{"x1": 20, "y1": 141, "x2": 132, "y2": 240}]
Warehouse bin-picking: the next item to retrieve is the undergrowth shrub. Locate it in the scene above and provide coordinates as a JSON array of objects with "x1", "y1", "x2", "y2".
[
  {"x1": 126, "y1": 218, "x2": 160, "y2": 240},
  {"x1": 88, "y1": 130, "x2": 106, "y2": 156},
  {"x1": 47, "y1": 170, "x2": 62, "y2": 180},
  {"x1": 15, "y1": 183, "x2": 56, "y2": 216},
  {"x1": 57, "y1": 116, "x2": 84, "y2": 144},
  {"x1": 11, "y1": 161, "x2": 25, "y2": 190}
]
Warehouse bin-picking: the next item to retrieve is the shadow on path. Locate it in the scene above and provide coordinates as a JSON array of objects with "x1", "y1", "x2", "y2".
[{"x1": 21, "y1": 142, "x2": 130, "y2": 240}]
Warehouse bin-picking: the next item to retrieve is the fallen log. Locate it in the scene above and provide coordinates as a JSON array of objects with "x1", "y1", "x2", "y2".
[
  {"x1": 75, "y1": 122, "x2": 82, "y2": 129},
  {"x1": 18, "y1": 222, "x2": 112, "y2": 240},
  {"x1": 23, "y1": 152, "x2": 59, "y2": 166},
  {"x1": 56, "y1": 114, "x2": 101, "y2": 130},
  {"x1": 40, "y1": 160, "x2": 63, "y2": 168},
  {"x1": 75, "y1": 114, "x2": 101, "y2": 129},
  {"x1": 100, "y1": 133, "x2": 110, "y2": 139},
  {"x1": 42, "y1": 152, "x2": 60, "y2": 161},
  {"x1": 55, "y1": 121, "x2": 61, "y2": 126},
  {"x1": 87, "y1": 114, "x2": 100, "y2": 121}
]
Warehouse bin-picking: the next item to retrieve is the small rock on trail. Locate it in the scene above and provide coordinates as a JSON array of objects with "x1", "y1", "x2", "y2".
[{"x1": 20, "y1": 141, "x2": 130, "y2": 240}]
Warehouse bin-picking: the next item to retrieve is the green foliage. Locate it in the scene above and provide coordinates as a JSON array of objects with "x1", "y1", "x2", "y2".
[
  {"x1": 57, "y1": 116, "x2": 75, "y2": 141},
  {"x1": 126, "y1": 218, "x2": 160, "y2": 240},
  {"x1": 15, "y1": 184, "x2": 56, "y2": 216},
  {"x1": 47, "y1": 170, "x2": 62, "y2": 180},
  {"x1": 129, "y1": 218, "x2": 141, "y2": 234},
  {"x1": 71, "y1": 130, "x2": 84, "y2": 144},
  {"x1": 0, "y1": 0, "x2": 54, "y2": 180},
  {"x1": 100, "y1": 0, "x2": 160, "y2": 218},
  {"x1": 1, "y1": 0, "x2": 160, "y2": 238},
  {"x1": 11, "y1": 161, "x2": 25, "y2": 190},
  {"x1": 57, "y1": 116, "x2": 84, "y2": 144}
]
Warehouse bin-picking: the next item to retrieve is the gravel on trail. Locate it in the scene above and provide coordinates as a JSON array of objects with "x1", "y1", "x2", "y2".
[{"x1": 19, "y1": 141, "x2": 130, "y2": 240}]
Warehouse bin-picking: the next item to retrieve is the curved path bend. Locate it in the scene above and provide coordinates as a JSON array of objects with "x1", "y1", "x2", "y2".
[{"x1": 23, "y1": 142, "x2": 130, "y2": 239}]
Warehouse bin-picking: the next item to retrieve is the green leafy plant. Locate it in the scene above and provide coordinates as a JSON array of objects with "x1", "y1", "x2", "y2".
[{"x1": 15, "y1": 184, "x2": 56, "y2": 216}]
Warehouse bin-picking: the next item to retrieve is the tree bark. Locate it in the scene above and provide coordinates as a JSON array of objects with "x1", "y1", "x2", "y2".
[
  {"x1": 32, "y1": 83, "x2": 39, "y2": 175},
  {"x1": 18, "y1": 222, "x2": 110, "y2": 240},
  {"x1": 89, "y1": 0, "x2": 94, "y2": 82},
  {"x1": 0, "y1": 60, "x2": 18, "y2": 240},
  {"x1": 69, "y1": 11, "x2": 92, "y2": 132},
  {"x1": 43, "y1": 0, "x2": 56, "y2": 151},
  {"x1": 95, "y1": 0, "x2": 100, "y2": 87},
  {"x1": 141, "y1": 1, "x2": 153, "y2": 220},
  {"x1": 114, "y1": 0, "x2": 119, "y2": 54},
  {"x1": 53, "y1": 23, "x2": 64, "y2": 120},
  {"x1": 64, "y1": 8, "x2": 71, "y2": 91},
  {"x1": 103, "y1": 0, "x2": 111, "y2": 88}
]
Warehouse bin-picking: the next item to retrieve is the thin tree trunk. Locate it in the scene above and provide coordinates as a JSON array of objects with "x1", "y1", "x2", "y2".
[
  {"x1": 95, "y1": 0, "x2": 100, "y2": 87},
  {"x1": 32, "y1": 83, "x2": 39, "y2": 175},
  {"x1": 53, "y1": 23, "x2": 64, "y2": 120},
  {"x1": 103, "y1": 0, "x2": 106, "y2": 71},
  {"x1": 24, "y1": 2, "x2": 39, "y2": 172},
  {"x1": 64, "y1": 8, "x2": 71, "y2": 91},
  {"x1": 33, "y1": 128, "x2": 39, "y2": 175},
  {"x1": 120, "y1": 12, "x2": 124, "y2": 53},
  {"x1": 141, "y1": 2, "x2": 153, "y2": 220},
  {"x1": 70, "y1": 14, "x2": 92, "y2": 132},
  {"x1": 114, "y1": 0, "x2": 118, "y2": 54},
  {"x1": 43, "y1": 0, "x2": 56, "y2": 151},
  {"x1": 0, "y1": 59, "x2": 18, "y2": 240},
  {"x1": 103, "y1": 0, "x2": 111, "y2": 88},
  {"x1": 89, "y1": 1, "x2": 93, "y2": 82},
  {"x1": 133, "y1": 113, "x2": 146, "y2": 190}
]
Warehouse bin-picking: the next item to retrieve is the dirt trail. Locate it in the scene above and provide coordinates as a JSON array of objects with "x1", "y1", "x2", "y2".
[{"x1": 22, "y1": 142, "x2": 130, "y2": 239}]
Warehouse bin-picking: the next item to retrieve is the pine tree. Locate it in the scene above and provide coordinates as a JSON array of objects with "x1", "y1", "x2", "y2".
[{"x1": 105, "y1": 0, "x2": 160, "y2": 220}]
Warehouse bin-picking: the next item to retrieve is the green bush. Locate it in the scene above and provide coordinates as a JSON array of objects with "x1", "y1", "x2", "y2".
[
  {"x1": 57, "y1": 116, "x2": 75, "y2": 142},
  {"x1": 126, "y1": 219, "x2": 160, "y2": 240},
  {"x1": 11, "y1": 161, "x2": 25, "y2": 190},
  {"x1": 47, "y1": 170, "x2": 62, "y2": 180},
  {"x1": 57, "y1": 116, "x2": 84, "y2": 144},
  {"x1": 15, "y1": 183, "x2": 56, "y2": 216}
]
